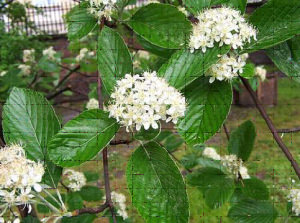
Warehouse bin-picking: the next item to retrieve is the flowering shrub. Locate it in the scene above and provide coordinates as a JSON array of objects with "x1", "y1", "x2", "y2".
[{"x1": 1, "y1": 0, "x2": 300, "y2": 222}]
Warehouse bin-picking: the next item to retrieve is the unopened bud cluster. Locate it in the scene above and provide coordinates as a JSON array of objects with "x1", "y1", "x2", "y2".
[{"x1": 62, "y1": 169, "x2": 87, "y2": 192}]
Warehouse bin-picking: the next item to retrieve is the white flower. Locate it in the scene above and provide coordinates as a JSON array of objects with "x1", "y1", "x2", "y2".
[
  {"x1": 86, "y1": 98, "x2": 99, "y2": 110},
  {"x1": 23, "y1": 49, "x2": 35, "y2": 63},
  {"x1": 221, "y1": 154, "x2": 250, "y2": 179},
  {"x1": 13, "y1": 219, "x2": 20, "y2": 223},
  {"x1": 202, "y1": 147, "x2": 221, "y2": 160},
  {"x1": 75, "y1": 48, "x2": 94, "y2": 62},
  {"x1": 289, "y1": 189, "x2": 300, "y2": 216},
  {"x1": 110, "y1": 192, "x2": 128, "y2": 220},
  {"x1": 107, "y1": 71, "x2": 186, "y2": 132},
  {"x1": 189, "y1": 7, "x2": 257, "y2": 53},
  {"x1": 88, "y1": 0, "x2": 117, "y2": 21},
  {"x1": 63, "y1": 169, "x2": 86, "y2": 192},
  {"x1": 255, "y1": 66, "x2": 267, "y2": 81},
  {"x1": 0, "y1": 144, "x2": 44, "y2": 216},
  {"x1": 18, "y1": 64, "x2": 31, "y2": 76},
  {"x1": 42, "y1": 47, "x2": 56, "y2": 60},
  {"x1": 0, "y1": 71, "x2": 7, "y2": 77},
  {"x1": 207, "y1": 53, "x2": 247, "y2": 83}
]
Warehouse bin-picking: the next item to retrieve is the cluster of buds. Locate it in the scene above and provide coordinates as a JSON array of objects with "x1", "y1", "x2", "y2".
[
  {"x1": 88, "y1": 0, "x2": 117, "y2": 21},
  {"x1": 111, "y1": 192, "x2": 128, "y2": 220},
  {"x1": 62, "y1": 169, "x2": 87, "y2": 192},
  {"x1": 75, "y1": 48, "x2": 95, "y2": 63},
  {"x1": 42, "y1": 47, "x2": 57, "y2": 61}
]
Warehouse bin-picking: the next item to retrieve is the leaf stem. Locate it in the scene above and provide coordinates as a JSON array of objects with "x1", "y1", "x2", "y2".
[{"x1": 239, "y1": 76, "x2": 300, "y2": 179}]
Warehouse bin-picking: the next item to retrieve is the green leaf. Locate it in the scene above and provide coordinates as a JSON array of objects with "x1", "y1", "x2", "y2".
[
  {"x1": 62, "y1": 214, "x2": 97, "y2": 223},
  {"x1": 84, "y1": 171, "x2": 100, "y2": 182},
  {"x1": 126, "y1": 142, "x2": 189, "y2": 223},
  {"x1": 243, "y1": 0, "x2": 300, "y2": 53},
  {"x1": 134, "y1": 125, "x2": 160, "y2": 141},
  {"x1": 239, "y1": 178, "x2": 269, "y2": 200},
  {"x1": 136, "y1": 35, "x2": 174, "y2": 59},
  {"x1": 158, "y1": 46, "x2": 230, "y2": 90},
  {"x1": 228, "y1": 120, "x2": 256, "y2": 161},
  {"x1": 98, "y1": 27, "x2": 133, "y2": 95},
  {"x1": 22, "y1": 216, "x2": 41, "y2": 223},
  {"x1": 228, "y1": 199, "x2": 278, "y2": 223},
  {"x1": 127, "y1": 3, "x2": 192, "y2": 49},
  {"x1": 48, "y1": 109, "x2": 119, "y2": 167},
  {"x1": 67, "y1": 192, "x2": 84, "y2": 211},
  {"x1": 177, "y1": 77, "x2": 232, "y2": 145},
  {"x1": 183, "y1": 0, "x2": 247, "y2": 14},
  {"x1": 240, "y1": 63, "x2": 256, "y2": 79},
  {"x1": 163, "y1": 133, "x2": 184, "y2": 152},
  {"x1": 2, "y1": 87, "x2": 62, "y2": 187},
  {"x1": 79, "y1": 186, "x2": 103, "y2": 201},
  {"x1": 266, "y1": 41, "x2": 300, "y2": 83},
  {"x1": 66, "y1": 3, "x2": 97, "y2": 40},
  {"x1": 38, "y1": 56, "x2": 60, "y2": 73},
  {"x1": 187, "y1": 167, "x2": 234, "y2": 209},
  {"x1": 289, "y1": 35, "x2": 300, "y2": 61}
]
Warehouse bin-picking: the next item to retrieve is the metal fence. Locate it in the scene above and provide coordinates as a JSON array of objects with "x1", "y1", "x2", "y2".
[{"x1": 1, "y1": 0, "x2": 148, "y2": 36}]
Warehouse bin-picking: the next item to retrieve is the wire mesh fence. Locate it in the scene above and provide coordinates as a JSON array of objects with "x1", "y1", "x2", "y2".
[{"x1": 0, "y1": 0, "x2": 148, "y2": 36}]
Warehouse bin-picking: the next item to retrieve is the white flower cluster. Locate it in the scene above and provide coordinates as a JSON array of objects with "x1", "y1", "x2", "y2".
[
  {"x1": 62, "y1": 169, "x2": 86, "y2": 192},
  {"x1": 202, "y1": 147, "x2": 221, "y2": 160},
  {"x1": 0, "y1": 217, "x2": 20, "y2": 223},
  {"x1": 111, "y1": 192, "x2": 128, "y2": 220},
  {"x1": 221, "y1": 155, "x2": 250, "y2": 179},
  {"x1": 0, "y1": 71, "x2": 7, "y2": 77},
  {"x1": 18, "y1": 64, "x2": 31, "y2": 76},
  {"x1": 206, "y1": 53, "x2": 248, "y2": 83},
  {"x1": 75, "y1": 48, "x2": 95, "y2": 63},
  {"x1": 189, "y1": 7, "x2": 257, "y2": 53},
  {"x1": 202, "y1": 147, "x2": 250, "y2": 179},
  {"x1": 255, "y1": 66, "x2": 267, "y2": 82},
  {"x1": 88, "y1": 0, "x2": 117, "y2": 21},
  {"x1": 43, "y1": 47, "x2": 57, "y2": 61},
  {"x1": 0, "y1": 144, "x2": 44, "y2": 215},
  {"x1": 23, "y1": 49, "x2": 35, "y2": 63},
  {"x1": 86, "y1": 98, "x2": 99, "y2": 110},
  {"x1": 289, "y1": 189, "x2": 300, "y2": 216},
  {"x1": 107, "y1": 71, "x2": 186, "y2": 132}
]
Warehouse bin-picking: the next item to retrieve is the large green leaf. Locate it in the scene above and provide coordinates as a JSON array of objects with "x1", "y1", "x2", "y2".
[
  {"x1": 136, "y1": 35, "x2": 174, "y2": 59},
  {"x1": 98, "y1": 27, "x2": 133, "y2": 95},
  {"x1": 187, "y1": 167, "x2": 234, "y2": 209},
  {"x1": 127, "y1": 3, "x2": 192, "y2": 49},
  {"x1": 243, "y1": 0, "x2": 300, "y2": 53},
  {"x1": 2, "y1": 87, "x2": 62, "y2": 187},
  {"x1": 228, "y1": 199, "x2": 278, "y2": 223},
  {"x1": 238, "y1": 178, "x2": 269, "y2": 201},
  {"x1": 228, "y1": 120, "x2": 256, "y2": 161},
  {"x1": 22, "y1": 216, "x2": 40, "y2": 223},
  {"x1": 126, "y1": 142, "x2": 189, "y2": 223},
  {"x1": 158, "y1": 46, "x2": 229, "y2": 90},
  {"x1": 183, "y1": 0, "x2": 247, "y2": 14},
  {"x1": 48, "y1": 109, "x2": 119, "y2": 167},
  {"x1": 177, "y1": 77, "x2": 232, "y2": 145},
  {"x1": 66, "y1": 3, "x2": 97, "y2": 40},
  {"x1": 66, "y1": 192, "x2": 84, "y2": 211},
  {"x1": 266, "y1": 40, "x2": 300, "y2": 83}
]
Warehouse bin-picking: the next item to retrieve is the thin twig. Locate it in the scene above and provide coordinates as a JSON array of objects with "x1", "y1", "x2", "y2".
[
  {"x1": 240, "y1": 76, "x2": 300, "y2": 179},
  {"x1": 72, "y1": 203, "x2": 109, "y2": 216},
  {"x1": 54, "y1": 65, "x2": 80, "y2": 91},
  {"x1": 277, "y1": 127, "x2": 300, "y2": 134},
  {"x1": 223, "y1": 124, "x2": 230, "y2": 141},
  {"x1": 46, "y1": 86, "x2": 71, "y2": 100},
  {"x1": 109, "y1": 139, "x2": 133, "y2": 145}
]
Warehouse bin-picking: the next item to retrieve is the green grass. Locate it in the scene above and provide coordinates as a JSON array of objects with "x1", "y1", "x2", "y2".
[{"x1": 79, "y1": 78, "x2": 300, "y2": 223}]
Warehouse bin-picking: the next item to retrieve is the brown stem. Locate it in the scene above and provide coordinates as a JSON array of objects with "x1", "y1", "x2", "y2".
[
  {"x1": 46, "y1": 86, "x2": 71, "y2": 100},
  {"x1": 240, "y1": 76, "x2": 300, "y2": 179},
  {"x1": 277, "y1": 127, "x2": 300, "y2": 134},
  {"x1": 223, "y1": 124, "x2": 230, "y2": 141},
  {"x1": 54, "y1": 65, "x2": 80, "y2": 91},
  {"x1": 109, "y1": 139, "x2": 133, "y2": 145},
  {"x1": 73, "y1": 203, "x2": 109, "y2": 216}
]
